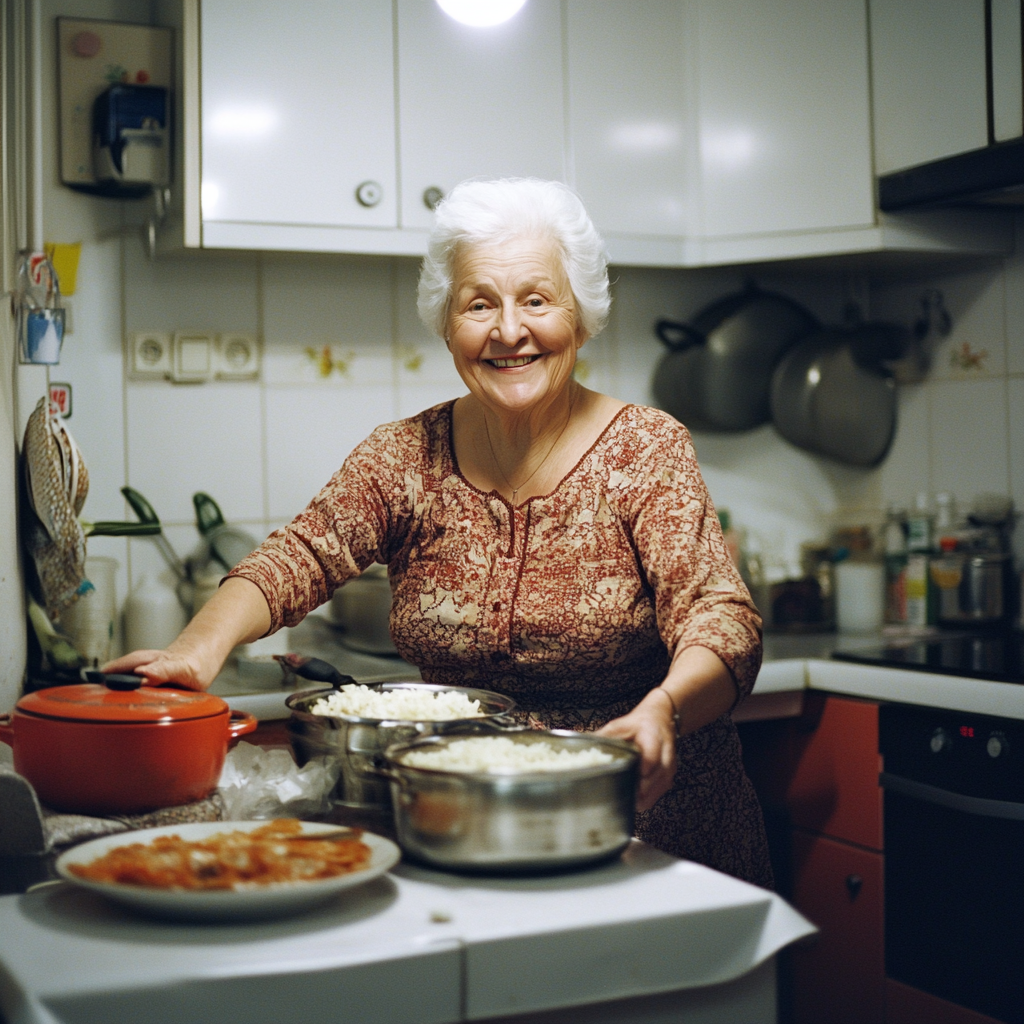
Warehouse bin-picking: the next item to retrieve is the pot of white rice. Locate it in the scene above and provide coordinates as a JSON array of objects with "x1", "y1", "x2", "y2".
[
  {"x1": 285, "y1": 682, "x2": 517, "y2": 810},
  {"x1": 380, "y1": 730, "x2": 640, "y2": 872}
]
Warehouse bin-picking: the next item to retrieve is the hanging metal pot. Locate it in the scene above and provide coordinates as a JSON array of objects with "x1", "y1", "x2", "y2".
[
  {"x1": 770, "y1": 325, "x2": 899, "y2": 467},
  {"x1": 653, "y1": 283, "x2": 818, "y2": 432}
]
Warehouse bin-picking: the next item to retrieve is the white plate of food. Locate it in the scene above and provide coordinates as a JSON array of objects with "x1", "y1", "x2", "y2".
[{"x1": 55, "y1": 819, "x2": 400, "y2": 922}]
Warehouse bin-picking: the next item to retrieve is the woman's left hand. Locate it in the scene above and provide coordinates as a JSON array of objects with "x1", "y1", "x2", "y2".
[{"x1": 598, "y1": 689, "x2": 677, "y2": 811}]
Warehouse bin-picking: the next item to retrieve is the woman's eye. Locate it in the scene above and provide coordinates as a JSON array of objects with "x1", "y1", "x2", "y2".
[
  {"x1": 469, "y1": 302, "x2": 488, "y2": 312},
  {"x1": 526, "y1": 297, "x2": 544, "y2": 307}
]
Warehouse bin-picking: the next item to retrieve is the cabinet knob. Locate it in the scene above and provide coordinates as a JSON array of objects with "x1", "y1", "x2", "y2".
[
  {"x1": 422, "y1": 186, "x2": 445, "y2": 211},
  {"x1": 355, "y1": 181, "x2": 383, "y2": 208},
  {"x1": 845, "y1": 874, "x2": 863, "y2": 901}
]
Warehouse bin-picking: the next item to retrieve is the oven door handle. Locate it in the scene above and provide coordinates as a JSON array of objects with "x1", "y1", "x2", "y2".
[{"x1": 879, "y1": 772, "x2": 1024, "y2": 821}]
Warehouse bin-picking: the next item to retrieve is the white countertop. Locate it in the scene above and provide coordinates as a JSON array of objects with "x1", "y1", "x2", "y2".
[
  {"x1": 0, "y1": 843, "x2": 813, "y2": 1024},
  {"x1": 213, "y1": 616, "x2": 1024, "y2": 723}
]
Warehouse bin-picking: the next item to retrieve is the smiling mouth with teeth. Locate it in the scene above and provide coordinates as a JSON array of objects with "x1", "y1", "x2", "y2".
[{"x1": 486, "y1": 355, "x2": 540, "y2": 368}]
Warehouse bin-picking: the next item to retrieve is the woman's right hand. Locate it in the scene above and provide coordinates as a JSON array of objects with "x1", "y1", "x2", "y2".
[
  {"x1": 101, "y1": 649, "x2": 210, "y2": 691},
  {"x1": 101, "y1": 577, "x2": 274, "y2": 693}
]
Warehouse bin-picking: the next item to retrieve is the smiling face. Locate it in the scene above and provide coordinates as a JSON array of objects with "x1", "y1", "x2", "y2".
[{"x1": 446, "y1": 236, "x2": 584, "y2": 420}]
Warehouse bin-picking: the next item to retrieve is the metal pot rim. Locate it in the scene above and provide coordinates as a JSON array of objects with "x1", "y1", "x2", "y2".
[
  {"x1": 382, "y1": 729, "x2": 640, "y2": 782},
  {"x1": 284, "y1": 681, "x2": 517, "y2": 725}
]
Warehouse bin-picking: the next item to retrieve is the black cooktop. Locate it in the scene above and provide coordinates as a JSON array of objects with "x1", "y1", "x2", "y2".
[{"x1": 832, "y1": 631, "x2": 1024, "y2": 684}]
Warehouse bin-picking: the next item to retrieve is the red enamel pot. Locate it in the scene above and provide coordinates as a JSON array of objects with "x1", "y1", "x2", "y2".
[{"x1": 0, "y1": 674, "x2": 257, "y2": 815}]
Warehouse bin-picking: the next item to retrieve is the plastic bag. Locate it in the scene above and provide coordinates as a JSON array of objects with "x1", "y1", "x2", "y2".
[{"x1": 217, "y1": 742, "x2": 340, "y2": 820}]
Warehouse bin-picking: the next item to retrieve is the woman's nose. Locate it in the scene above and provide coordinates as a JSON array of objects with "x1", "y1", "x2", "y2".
[{"x1": 492, "y1": 306, "x2": 526, "y2": 347}]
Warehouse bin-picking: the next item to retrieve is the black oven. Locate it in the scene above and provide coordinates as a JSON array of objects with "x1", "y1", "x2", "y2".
[{"x1": 879, "y1": 702, "x2": 1024, "y2": 1023}]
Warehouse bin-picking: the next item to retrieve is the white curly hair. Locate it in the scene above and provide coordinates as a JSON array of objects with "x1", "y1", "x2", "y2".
[{"x1": 417, "y1": 178, "x2": 610, "y2": 342}]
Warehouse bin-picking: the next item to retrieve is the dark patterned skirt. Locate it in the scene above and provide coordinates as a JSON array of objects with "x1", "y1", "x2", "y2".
[{"x1": 519, "y1": 701, "x2": 774, "y2": 890}]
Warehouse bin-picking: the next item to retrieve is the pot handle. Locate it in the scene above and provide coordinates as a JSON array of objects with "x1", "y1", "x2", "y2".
[
  {"x1": 227, "y1": 710, "x2": 259, "y2": 740},
  {"x1": 655, "y1": 319, "x2": 705, "y2": 353},
  {"x1": 0, "y1": 713, "x2": 12, "y2": 747},
  {"x1": 363, "y1": 758, "x2": 401, "y2": 783}
]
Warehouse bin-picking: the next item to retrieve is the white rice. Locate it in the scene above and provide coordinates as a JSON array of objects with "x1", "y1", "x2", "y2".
[
  {"x1": 310, "y1": 684, "x2": 484, "y2": 721},
  {"x1": 398, "y1": 736, "x2": 616, "y2": 773}
]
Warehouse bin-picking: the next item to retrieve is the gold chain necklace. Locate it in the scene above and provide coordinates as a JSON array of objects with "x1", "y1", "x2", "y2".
[{"x1": 483, "y1": 391, "x2": 576, "y2": 505}]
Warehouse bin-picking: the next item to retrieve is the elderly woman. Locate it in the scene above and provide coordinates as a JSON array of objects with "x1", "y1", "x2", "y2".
[{"x1": 109, "y1": 178, "x2": 770, "y2": 887}]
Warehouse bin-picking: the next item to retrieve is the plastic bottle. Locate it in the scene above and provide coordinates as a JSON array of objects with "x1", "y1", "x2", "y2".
[
  {"x1": 930, "y1": 536, "x2": 964, "y2": 623},
  {"x1": 906, "y1": 493, "x2": 934, "y2": 554},
  {"x1": 124, "y1": 572, "x2": 188, "y2": 653},
  {"x1": 905, "y1": 494, "x2": 935, "y2": 626},
  {"x1": 883, "y1": 506, "x2": 908, "y2": 623}
]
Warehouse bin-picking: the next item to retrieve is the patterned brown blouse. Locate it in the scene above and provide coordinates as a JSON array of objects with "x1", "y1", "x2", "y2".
[{"x1": 231, "y1": 402, "x2": 772, "y2": 887}]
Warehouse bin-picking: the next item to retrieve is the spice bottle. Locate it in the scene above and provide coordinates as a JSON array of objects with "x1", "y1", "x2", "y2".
[
  {"x1": 883, "y1": 505, "x2": 908, "y2": 623},
  {"x1": 905, "y1": 494, "x2": 935, "y2": 626}
]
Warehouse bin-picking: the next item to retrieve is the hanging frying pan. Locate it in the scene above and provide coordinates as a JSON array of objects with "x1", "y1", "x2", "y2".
[
  {"x1": 769, "y1": 325, "x2": 899, "y2": 467},
  {"x1": 652, "y1": 283, "x2": 818, "y2": 432}
]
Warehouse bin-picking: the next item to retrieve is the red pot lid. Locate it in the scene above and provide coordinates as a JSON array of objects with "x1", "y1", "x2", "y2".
[{"x1": 18, "y1": 683, "x2": 229, "y2": 723}]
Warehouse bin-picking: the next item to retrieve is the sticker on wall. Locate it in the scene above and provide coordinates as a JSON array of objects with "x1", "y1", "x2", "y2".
[
  {"x1": 305, "y1": 345, "x2": 356, "y2": 379},
  {"x1": 949, "y1": 341, "x2": 989, "y2": 373},
  {"x1": 50, "y1": 383, "x2": 73, "y2": 418}
]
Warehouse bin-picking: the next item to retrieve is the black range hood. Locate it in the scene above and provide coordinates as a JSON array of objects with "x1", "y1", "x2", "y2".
[{"x1": 879, "y1": 135, "x2": 1024, "y2": 211}]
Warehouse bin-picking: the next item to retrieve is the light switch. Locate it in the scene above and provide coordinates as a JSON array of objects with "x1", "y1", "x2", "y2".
[
  {"x1": 215, "y1": 332, "x2": 259, "y2": 379},
  {"x1": 172, "y1": 332, "x2": 213, "y2": 382},
  {"x1": 130, "y1": 331, "x2": 172, "y2": 378}
]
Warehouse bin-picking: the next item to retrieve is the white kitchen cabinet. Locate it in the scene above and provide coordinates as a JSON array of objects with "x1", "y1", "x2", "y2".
[
  {"x1": 396, "y1": 0, "x2": 566, "y2": 231},
  {"x1": 199, "y1": 1, "x2": 397, "y2": 235},
  {"x1": 991, "y1": 0, "x2": 1023, "y2": 141},
  {"x1": 691, "y1": 0, "x2": 874, "y2": 252},
  {"x1": 566, "y1": 0, "x2": 692, "y2": 243},
  {"x1": 870, "y1": 0, "x2": 989, "y2": 175},
  {"x1": 173, "y1": 0, "x2": 1011, "y2": 267}
]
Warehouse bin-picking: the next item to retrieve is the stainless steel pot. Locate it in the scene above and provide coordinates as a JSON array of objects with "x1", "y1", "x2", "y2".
[
  {"x1": 329, "y1": 564, "x2": 397, "y2": 655},
  {"x1": 770, "y1": 326, "x2": 897, "y2": 466},
  {"x1": 380, "y1": 730, "x2": 639, "y2": 873},
  {"x1": 931, "y1": 552, "x2": 1010, "y2": 626},
  {"x1": 285, "y1": 682, "x2": 518, "y2": 809},
  {"x1": 653, "y1": 283, "x2": 818, "y2": 432}
]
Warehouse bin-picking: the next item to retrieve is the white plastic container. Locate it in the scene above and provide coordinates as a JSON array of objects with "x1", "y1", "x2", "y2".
[
  {"x1": 123, "y1": 571, "x2": 188, "y2": 652},
  {"x1": 835, "y1": 560, "x2": 885, "y2": 634},
  {"x1": 62, "y1": 556, "x2": 118, "y2": 665}
]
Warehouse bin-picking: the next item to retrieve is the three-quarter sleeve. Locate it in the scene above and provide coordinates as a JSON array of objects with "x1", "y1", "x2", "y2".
[
  {"x1": 227, "y1": 422, "x2": 413, "y2": 635},
  {"x1": 624, "y1": 418, "x2": 762, "y2": 703}
]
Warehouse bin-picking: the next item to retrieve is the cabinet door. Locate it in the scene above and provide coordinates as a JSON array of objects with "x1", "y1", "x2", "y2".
[
  {"x1": 200, "y1": 1, "x2": 397, "y2": 229},
  {"x1": 396, "y1": 0, "x2": 566, "y2": 231},
  {"x1": 871, "y1": 0, "x2": 988, "y2": 174},
  {"x1": 991, "y1": 0, "x2": 1023, "y2": 142},
  {"x1": 694, "y1": 0, "x2": 873, "y2": 239},
  {"x1": 566, "y1": 0, "x2": 691, "y2": 238},
  {"x1": 790, "y1": 830, "x2": 885, "y2": 1024},
  {"x1": 786, "y1": 694, "x2": 883, "y2": 851}
]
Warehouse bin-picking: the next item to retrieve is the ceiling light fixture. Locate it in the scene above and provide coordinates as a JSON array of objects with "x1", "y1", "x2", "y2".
[{"x1": 435, "y1": 0, "x2": 528, "y2": 28}]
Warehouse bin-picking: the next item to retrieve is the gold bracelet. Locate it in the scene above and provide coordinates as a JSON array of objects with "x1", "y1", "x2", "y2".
[{"x1": 652, "y1": 685, "x2": 681, "y2": 738}]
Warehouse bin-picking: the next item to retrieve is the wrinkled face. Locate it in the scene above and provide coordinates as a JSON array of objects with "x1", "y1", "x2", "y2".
[{"x1": 446, "y1": 236, "x2": 584, "y2": 418}]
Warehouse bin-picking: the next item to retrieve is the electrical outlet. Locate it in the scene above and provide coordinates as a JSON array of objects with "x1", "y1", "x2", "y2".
[
  {"x1": 172, "y1": 332, "x2": 214, "y2": 382},
  {"x1": 130, "y1": 331, "x2": 172, "y2": 378},
  {"x1": 215, "y1": 333, "x2": 259, "y2": 379}
]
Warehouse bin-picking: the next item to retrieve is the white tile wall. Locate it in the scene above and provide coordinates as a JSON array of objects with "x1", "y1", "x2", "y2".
[
  {"x1": 38, "y1": 205, "x2": 1024, "y2": 650},
  {"x1": 1002, "y1": 221, "x2": 1024, "y2": 376},
  {"x1": 1007, "y1": 377, "x2": 1024, "y2": 565},
  {"x1": 262, "y1": 254, "x2": 394, "y2": 386},
  {"x1": 265, "y1": 386, "x2": 395, "y2": 521},
  {"x1": 877, "y1": 383, "x2": 931, "y2": 505},
  {"x1": 126, "y1": 381, "x2": 265, "y2": 525}
]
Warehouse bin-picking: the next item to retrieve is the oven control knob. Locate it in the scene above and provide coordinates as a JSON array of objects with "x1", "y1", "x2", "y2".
[
  {"x1": 930, "y1": 727, "x2": 952, "y2": 754},
  {"x1": 987, "y1": 731, "x2": 1009, "y2": 759}
]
